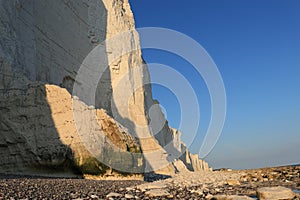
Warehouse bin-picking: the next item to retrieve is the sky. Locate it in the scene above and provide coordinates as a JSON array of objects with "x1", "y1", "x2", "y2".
[{"x1": 129, "y1": 0, "x2": 300, "y2": 169}]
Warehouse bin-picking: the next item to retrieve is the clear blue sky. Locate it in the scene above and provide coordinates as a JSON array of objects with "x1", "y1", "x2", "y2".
[{"x1": 129, "y1": 0, "x2": 300, "y2": 169}]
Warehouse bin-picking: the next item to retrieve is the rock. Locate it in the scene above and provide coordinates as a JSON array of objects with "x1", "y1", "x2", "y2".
[
  {"x1": 126, "y1": 187, "x2": 134, "y2": 191},
  {"x1": 179, "y1": 147, "x2": 212, "y2": 172},
  {"x1": 137, "y1": 182, "x2": 166, "y2": 191},
  {"x1": 257, "y1": 186, "x2": 295, "y2": 200},
  {"x1": 125, "y1": 194, "x2": 134, "y2": 199},
  {"x1": 90, "y1": 194, "x2": 99, "y2": 199},
  {"x1": 211, "y1": 195, "x2": 255, "y2": 200},
  {"x1": 0, "y1": 0, "x2": 143, "y2": 176},
  {"x1": 173, "y1": 159, "x2": 189, "y2": 173},
  {"x1": 206, "y1": 193, "x2": 214, "y2": 199},
  {"x1": 145, "y1": 189, "x2": 170, "y2": 197},
  {"x1": 190, "y1": 189, "x2": 203, "y2": 195},
  {"x1": 226, "y1": 179, "x2": 241, "y2": 186},
  {"x1": 190, "y1": 153, "x2": 208, "y2": 171},
  {"x1": 215, "y1": 188, "x2": 221, "y2": 192},
  {"x1": 0, "y1": 0, "x2": 212, "y2": 176},
  {"x1": 106, "y1": 192, "x2": 122, "y2": 198}
]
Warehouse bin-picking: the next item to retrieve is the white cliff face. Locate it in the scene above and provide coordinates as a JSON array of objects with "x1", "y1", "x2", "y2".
[
  {"x1": 0, "y1": 0, "x2": 143, "y2": 175},
  {"x1": 149, "y1": 101, "x2": 211, "y2": 172},
  {"x1": 0, "y1": 0, "x2": 210, "y2": 175}
]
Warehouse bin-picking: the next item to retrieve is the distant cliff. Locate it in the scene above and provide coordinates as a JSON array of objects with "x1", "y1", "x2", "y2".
[{"x1": 0, "y1": 0, "x2": 211, "y2": 177}]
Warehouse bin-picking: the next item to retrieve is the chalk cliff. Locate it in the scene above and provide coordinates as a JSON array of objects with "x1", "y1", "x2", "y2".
[{"x1": 0, "y1": 0, "x2": 211, "y2": 176}]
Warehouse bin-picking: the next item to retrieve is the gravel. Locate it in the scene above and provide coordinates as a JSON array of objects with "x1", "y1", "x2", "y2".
[
  {"x1": 0, "y1": 175, "x2": 143, "y2": 199},
  {"x1": 0, "y1": 166, "x2": 299, "y2": 199}
]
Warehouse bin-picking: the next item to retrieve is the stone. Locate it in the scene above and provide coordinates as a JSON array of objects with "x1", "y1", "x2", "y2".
[
  {"x1": 257, "y1": 186, "x2": 295, "y2": 200},
  {"x1": 226, "y1": 179, "x2": 241, "y2": 186},
  {"x1": 189, "y1": 188, "x2": 204, "y2": 195},
  {"x1": 90, "y1": 194, "x2": 99, "y2": 199},
  {"x1": 210, "y1": 195, "x2": 255, "y2": 200},
  {"x1": 137, "y1": 182, "x2": 166, "y2": 191},
  {"x1": 194, "y1": 189, "x2": 203, "y2": 195},
  {"x1": 145, "y1": 189, "x2": 170, "y2": 197},
  {"x1": 126, "y1": 187, "x2": 134, "y2": 191},
  {"x1": 125, "y1": 194, "x2": 134, "y2": 199},
  {"x1": 106, "y1": 192, "x2": 122, "y2": 198},
  {"x1": 206, "y1": 194, "x2": 214, "y2": 199}
]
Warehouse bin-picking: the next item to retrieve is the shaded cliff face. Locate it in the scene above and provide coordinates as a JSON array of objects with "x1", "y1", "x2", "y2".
[
  {"x1": 0, "y1": 0, "x2": 143, "y2": 176},
  {"x1": 0, "y1": 0, "x2": 210, "y2": 176}
]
